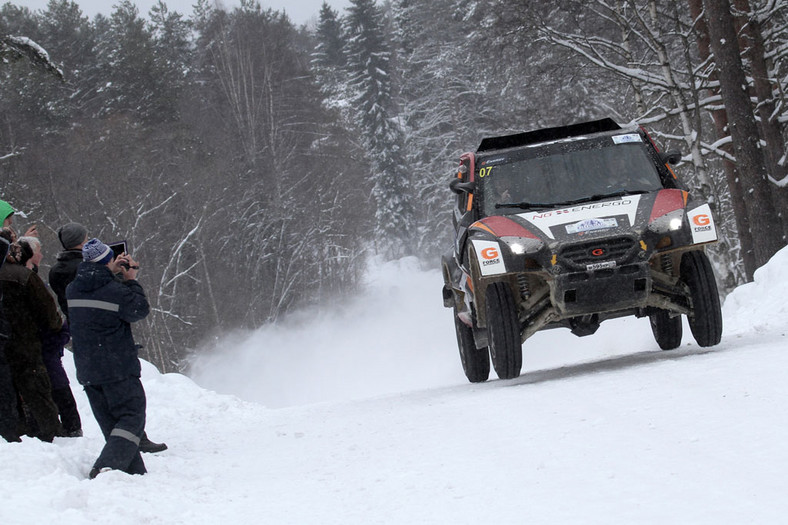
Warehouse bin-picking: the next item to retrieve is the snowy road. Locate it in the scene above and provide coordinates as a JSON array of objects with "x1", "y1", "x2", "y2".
[{"x1": 2, "y1": 250, "x2": 788, "y2": 524}]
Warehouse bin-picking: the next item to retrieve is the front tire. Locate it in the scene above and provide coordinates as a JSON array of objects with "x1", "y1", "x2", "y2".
[
  {"x1": 681, "y1": 251, "x2": 723, "y2": 347},
  {"x1": 485, "y1": 282, "x2": 522, "y2": 379},
  {"x1": 454, "y1": 308, "x2": 490, "y2": 383},
  {"x1": 650, "y1": 310, "x2": 682, "y2": 350}
]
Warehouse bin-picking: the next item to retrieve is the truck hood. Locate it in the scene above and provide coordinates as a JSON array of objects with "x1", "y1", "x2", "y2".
[{"x1": 472, "y1": 189, "x2": 691, "y2": 243}]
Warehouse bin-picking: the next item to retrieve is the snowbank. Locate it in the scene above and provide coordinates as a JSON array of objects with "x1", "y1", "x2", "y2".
[{"x1": 722, "y1": 245, "x2": 788, "y2": 335}]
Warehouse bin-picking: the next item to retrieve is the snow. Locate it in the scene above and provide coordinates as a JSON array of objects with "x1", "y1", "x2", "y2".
[{"x1": 3, "y1": 247, "x2": 788, "y2": 524}]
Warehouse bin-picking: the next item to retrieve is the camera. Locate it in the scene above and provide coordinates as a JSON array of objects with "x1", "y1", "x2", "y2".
[
  {"x1": 109, "y1": 240, "x2": 138, "y2": 270},
  {"x1": 108, "y1": 240, "x2": 127, "y2": 259}
]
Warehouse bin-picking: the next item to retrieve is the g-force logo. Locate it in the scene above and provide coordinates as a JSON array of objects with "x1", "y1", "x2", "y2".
[
  {"x1": 687, "y1": 205, "x2": 717, "y2": 243},
  {"x1": 692, "y1": 214, "x2": 712, "y2": 231},
  {"x1": 481, "y1": 247, "x2": 499, "y2": 261},
  {"x1": 472, "y1": 240, "x2": 507, "y2": 276}
]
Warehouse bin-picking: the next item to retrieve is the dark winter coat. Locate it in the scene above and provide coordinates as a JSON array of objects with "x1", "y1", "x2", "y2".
[
  {"x1": 0, "y1": 262, "x2": 63, "y2": 373},
  {"x1": 66, "y1": 262, "x2": 149, "y2": 386},
  {"x1": 0, "y1": 237, "x2": 20, "y2": 442},
  {"x1": 48, "y1": 250, "x2": 83, "y2": 320},
  {"x1": 41, "y1": 322, "x2": 71, "y2": 390}
]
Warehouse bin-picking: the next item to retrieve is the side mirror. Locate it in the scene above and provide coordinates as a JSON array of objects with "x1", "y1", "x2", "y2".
[
  {"x1": 450, "y1": 178, "x2": 476, "y2": 194},
  {"x1": 660, "y1": 150, "x2": 682, "y2": 165}
]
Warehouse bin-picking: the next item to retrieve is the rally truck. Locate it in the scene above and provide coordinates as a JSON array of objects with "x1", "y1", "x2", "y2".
[{"x1": 441, "y1": 118, "x2": 723, "y2": 382}]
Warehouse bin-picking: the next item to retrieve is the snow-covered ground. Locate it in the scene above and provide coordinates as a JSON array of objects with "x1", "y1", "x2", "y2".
[{"x1": 2, "y1": 248, "x2": 788, "y2": 524}]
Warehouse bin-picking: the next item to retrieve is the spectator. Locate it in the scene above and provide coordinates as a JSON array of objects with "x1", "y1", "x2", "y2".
[
  {"x1": 67, "y1": 239, "x2": 151, "y2": 478},
  {"x1": 19, "y1": 236, "x2": 83, "y2": 437},
  {"x1": 49, "y1": 223, "x2": 166, "y2": 453},
  {"x1": 49, "y1": 222, "x2": 88, "y2": 320},
  {"x1": 0, "y1": 231, "x2": 64, "y2": 442},
  {"x1": 0, "y1": 236, "x2": 20, "y2": 442},
  {"x1": 0, "y1": 200, "x2": 14, "y2": 228},
  {"x1": 18, "y1": 236, "x2": 42, "y2": 273},
  {"x1": 0, "y1": 199, "x2": 37, "y2": 238}
]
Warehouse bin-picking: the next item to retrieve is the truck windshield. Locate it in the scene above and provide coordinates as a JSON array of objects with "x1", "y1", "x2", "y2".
[{"x1": 482, "y1": 142, "x2": 663, "y2": 214}]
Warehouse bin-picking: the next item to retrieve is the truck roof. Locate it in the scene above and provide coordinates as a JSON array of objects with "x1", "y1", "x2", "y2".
[{"x1": 476, "y1": 118, "x2": 622, "y2": 153}]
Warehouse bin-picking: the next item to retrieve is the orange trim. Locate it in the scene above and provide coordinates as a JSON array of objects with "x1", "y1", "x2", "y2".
[
  {"x1": 460, "y1": 152, "x2": 476, "y2": 213},
  {"x1": 471, "y1": 221, "x2": 495, "y2": 235},
  {"x1": 666, "y1": 164, "x2": 678, "y2": 179}
]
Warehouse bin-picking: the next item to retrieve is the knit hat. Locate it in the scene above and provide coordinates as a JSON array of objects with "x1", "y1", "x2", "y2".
[
  {"x1": 82, "y1": 238, "x2": 113, "y2": 265},
  {"x1": 0, "y1": 200, "x2": 14, "y2": 224},
  {"x1": 57, "y1": 222, "x2": 88, "y2": 250}
]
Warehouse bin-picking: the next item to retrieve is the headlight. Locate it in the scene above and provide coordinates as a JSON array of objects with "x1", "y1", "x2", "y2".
[
  {"x1": 501, "y1": 236, "x2": 543, "y2": 255},
  {"x1": 648, "y1": 209, "x2": 685, "y2": 234}
]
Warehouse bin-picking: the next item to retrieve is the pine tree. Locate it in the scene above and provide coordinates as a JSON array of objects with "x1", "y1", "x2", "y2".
[
  {"x1": 311, "y1": 2, "x2": 347, "y2": 106},
  {"x1": 314, "y1": 2, "x2": 344, "y2": 70},
  {"x1": 95, "y1": 0, "x2": 157, "y2": 121},
  {"x1": 149, "y1": 1, "x2": 192, "y2": 122},
  {"x1": 345, "y1": 0, "x2": 414, "y2": 257},
  {"x1": 36, "y1": 0, "x2": 97, "y2": 121}
]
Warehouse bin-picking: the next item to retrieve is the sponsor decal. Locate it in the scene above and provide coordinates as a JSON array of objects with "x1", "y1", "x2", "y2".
[
  {"x1": 587, "y1": 260, "x2": 617, "y2": 271},
  {"x1": 472, "y1": 240, "x2": 507, "y2": 276},
  {"x1": 480, "y1": 157, "x2": 506, "y2": 166},
  {"x1": 481, "y1": 247, "x2": 499, "y2": 259},
  {"x1": 519, "y1": 195, "x2": 641, "y2": 239},
  {"x1": 612, "y1": 133, "x2": 643, "y2": 144},
  {"x1": 692, "y1": 214, "x2": 710, "y2": 226},
  {"x1": 590, "y1": 248, "x2": 606, "y2": 257},
  {"x1": 565, "y1": 217, "x2": 618, "y2": 234},
  {"x1": 687, "y1": 204, "x2": 717, "y2": 244}
]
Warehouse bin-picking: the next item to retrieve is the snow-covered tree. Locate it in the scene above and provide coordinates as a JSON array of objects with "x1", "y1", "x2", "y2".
[
  {"x1": 93, "y1": 1, "x2": 159, "y2": 120},
  {"x1": 148, "y1": 1, "x2": 192, "y2": 122},
  {"x1": 345, "y1": 0, "x2": 415, "y2": 257},
  {"x1": 704, "y1": 0, "x2": 784, "y2": 269},
  {"x1": 313, "y1": 2, "x2": 345, "y2": 71}
]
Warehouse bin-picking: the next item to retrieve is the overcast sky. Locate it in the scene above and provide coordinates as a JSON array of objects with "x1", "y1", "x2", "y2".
[{"x1": 16, "y1": 0, "x2": 352, "y2": 25}]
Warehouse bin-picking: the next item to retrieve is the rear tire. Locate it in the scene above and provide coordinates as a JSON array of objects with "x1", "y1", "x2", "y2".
[
  {"x1": 649, "y1": 310, "x2": 682, "y2": 350},
  {"x1": 485, "y1": 282, "x2": 522, "y2": 380},
  {"x1": 681, "y1": 251, "x2": 723, "y2": 347},
  {"x1": 454, "y1": 308, "x2": 490, "y2": 383}
]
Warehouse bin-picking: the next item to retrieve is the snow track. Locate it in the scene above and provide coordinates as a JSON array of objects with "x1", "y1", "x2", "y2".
[{"x1": 2, "y1": 249, "x2": 787, "y2": 524}]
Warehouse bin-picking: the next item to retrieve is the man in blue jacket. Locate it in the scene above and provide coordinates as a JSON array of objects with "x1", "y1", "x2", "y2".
[{"x1": 67, "y1": 238, "x2": 150, "y2": 478}]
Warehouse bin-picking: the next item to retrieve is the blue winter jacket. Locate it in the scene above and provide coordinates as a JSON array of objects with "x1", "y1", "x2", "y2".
[{"x1": 66, "y1": 262, "x2": 150, "y2": 386}]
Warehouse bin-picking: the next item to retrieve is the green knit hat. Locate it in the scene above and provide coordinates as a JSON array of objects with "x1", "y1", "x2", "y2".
[{"x1": 0, "y1": 200, "x2": 14, "y2": 224}]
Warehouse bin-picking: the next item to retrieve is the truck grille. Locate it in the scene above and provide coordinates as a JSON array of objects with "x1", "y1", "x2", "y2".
[{"x1": 559, "y1": 236, "x2": 637, "y2": 268}]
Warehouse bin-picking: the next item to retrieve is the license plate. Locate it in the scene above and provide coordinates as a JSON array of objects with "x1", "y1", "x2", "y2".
[{"x1": 586, "y1": 260, "x2": 617, "y2": 271}]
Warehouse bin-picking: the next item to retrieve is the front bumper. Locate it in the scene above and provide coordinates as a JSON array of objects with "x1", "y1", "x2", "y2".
[{"x1": 552, "y1": 262, "x2": 651, "y2": 315}]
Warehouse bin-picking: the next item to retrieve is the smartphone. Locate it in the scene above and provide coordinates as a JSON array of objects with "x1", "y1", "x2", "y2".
[{"x1": 108, "y1": 240, "x2": 127, "y2": 259}]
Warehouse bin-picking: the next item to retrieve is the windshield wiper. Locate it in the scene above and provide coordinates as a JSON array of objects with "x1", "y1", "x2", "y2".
[
  {"x1": 547, "y1": 189, "x2": 651, "y2": 208},
  {"x1": 495, "y1": 189, "x2": 652, "y2": 210}
]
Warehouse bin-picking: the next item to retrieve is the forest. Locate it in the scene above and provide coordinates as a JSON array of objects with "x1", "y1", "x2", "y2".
[{"x1": 1, "y1": 0, "x2": 786, "y2": 372}]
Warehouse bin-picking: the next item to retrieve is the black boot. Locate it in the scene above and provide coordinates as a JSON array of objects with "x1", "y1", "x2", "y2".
[{"x1": 139, "y1": 431, "x2": 167, "y2": 453}]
